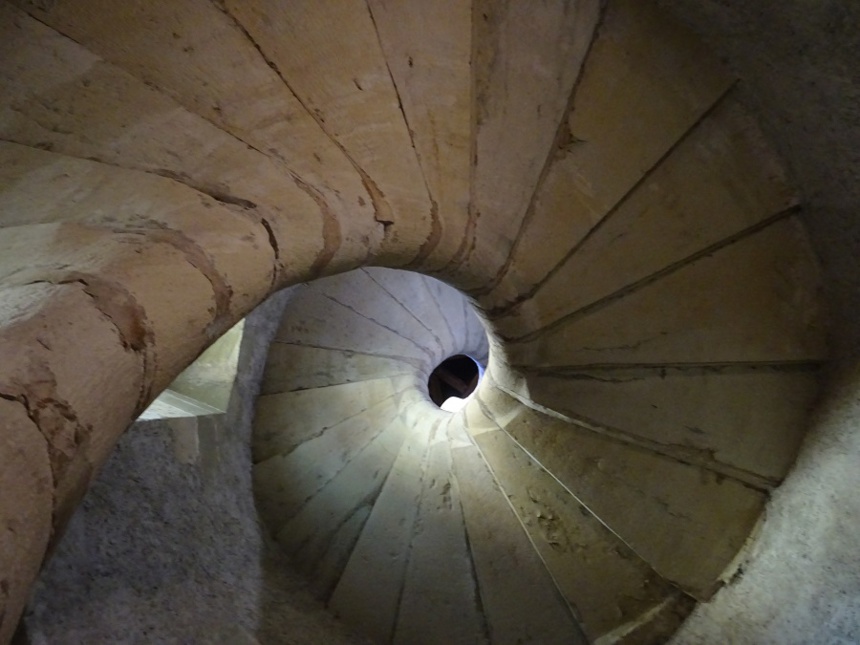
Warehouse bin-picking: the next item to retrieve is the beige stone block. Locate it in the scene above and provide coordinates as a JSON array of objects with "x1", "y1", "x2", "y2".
[
  {"x1": 0, "y1": 4, "x2": 355, "y2": 271},
  {"x1": 458, "y1": 0, "x2": 600, "y2": 289},
  {"x1": 0, "y1": 223, "x2": 217, "y2": 395},
  {"x1": 0, "y1": 143, "x2": 278, "y2": 319},
  {"x1": 393, "y1": 423, "x2": 487, "y2": 645},
  {"x1": 472, "y1": 425, "x2": 675, "y2": 641},
  {"x1": 487, "y1": 98, "x2": 797, "y2": 319},
  {"x1": 0, "y1": 282, "x2": 144, "y2": 524},
  {"x1": 512, "y1": 365, "x2": 820, "y2": 485},
  {"x1": 479, "y1": 0, "x2": 732, "y2": 308},
  {"x1": 449, "y1": 423, "x2": 586, "y2": 645},
  {"x1": 484, "y1": 386, "x2": 766, "y2": 598},
  {"x1": 508, "y1": 218, "x2": 826, "y2": 367},
  {"x1": 9, "y1": 0, "x2": 386, "y2": 274},
  {"x1": 329, "y1": 422, "x2": 432, "y2": 642},
  {"x1": 260, "y1": 343, "x2": 416, "y2": 395},
  {"x1": 366, "y1": 0, "x2": 472, "y2": 270},
  {"x1": 0, "y1": 400, "x2": 52, "y2": 645},
  {"x1": 224, "y1": 0, "x2": 433, "y2": 265}
]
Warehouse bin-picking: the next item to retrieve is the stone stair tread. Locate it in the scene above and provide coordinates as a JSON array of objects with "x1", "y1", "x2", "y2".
[
  {"x1": 391, "y1": 421, "x2": 487, "y2": 645},
  {"x1": 465, "y1": 398, "x2": 681, "y2": 641},
  {"x1": 254, "y1": 394, "x2": 402, "y2": 526},
  {"x1": 478, "y1": 385, "x2": 766, "y2": 598},
  {"x1": 273, "y1": 412, "x2": 409, "y2": 570},
  {"x1": 253, "y1": 376, "x2": 412, "y2": 463},
  {"x1": 328, "y1": 420, "x2": 433, "y2": 643},
  {"x1": 449, "y1": 422, "x2": 588, "y2": 645},
  {"x1": 509, "y1": 217, "x2": 826, "y2": 367}
]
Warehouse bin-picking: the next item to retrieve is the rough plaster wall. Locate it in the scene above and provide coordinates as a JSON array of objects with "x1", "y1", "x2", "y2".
[
  {"x1": 23, "y1": 289, "x2": 368, "y2": 645},
  {"x1": 657, "y1": 1, "x2": 860, "y2": 643}
]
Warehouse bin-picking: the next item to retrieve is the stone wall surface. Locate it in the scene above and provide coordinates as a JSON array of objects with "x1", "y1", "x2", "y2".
[
  {"x1": 0, "y1": 0, "x2": 856, "y2": 643},
  {"x1": 656, "y1": 1, "x2": 860, "y2": 643}
]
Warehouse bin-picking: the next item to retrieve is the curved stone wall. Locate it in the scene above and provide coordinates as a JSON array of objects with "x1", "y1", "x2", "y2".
[{"x1": 0, "y1": 1, "x2": 829, "y2": 642}]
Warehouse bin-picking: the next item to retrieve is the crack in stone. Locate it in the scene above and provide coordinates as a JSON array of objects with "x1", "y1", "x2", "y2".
[
  {"x1": 150, "y1": 168, "x2": 258, "y2": 209},
  {"x1": 22, "y1": 275, "x2": 155, "y2": 411},
  {"x1": 364, "y1": 2, "x2": 441, "y2": 267}
]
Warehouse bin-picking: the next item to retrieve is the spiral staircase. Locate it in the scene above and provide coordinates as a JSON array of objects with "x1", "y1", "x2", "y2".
[{"x1": 0, "y1": 0, "x2": 828, "y2": 643}]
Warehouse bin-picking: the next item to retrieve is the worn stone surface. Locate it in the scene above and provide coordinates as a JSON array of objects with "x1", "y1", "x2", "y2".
[
  {"x1": 329, "y1": 422, "x2": 430, "y2": 643},
  {"x1": 223, "y1": 0, "x2": 433, "y2": 266},
  {"x1": 479, "y1": 0, "x2": 733, "y2": 310},
  {"x1": 9, "y1": 0, "x2": 382, "y2": 274},
  {"x1": 511, "y1": 364, "x2": 821, "y2": 486},
  {"x1": 488, "y1": 97, "x2": 798, "y2": 324},
  {"x1": 0, "y1": 1, "x2": 848, "y2": 643},
  {"x1": 366, "y1": 0, "x2": 471, "y2": 270},
  {"x1": 450, "y1": 423, "x2": 586, "y2": 645},
  {"x1": 508, "y1": 218, "x2": 826, "y2": 367},
  {"x1": 654, "y1": 1, "x2": 860, "y2": 642},
  {"x1": 471, "y1": 422, "x2": 675, "y2": 641},
  {"x1": 458, "y1": 0, "x2": 599, "y2": 289},
  {"x1": 483, "y1": 385, "x2": 767, "y2": 598}
]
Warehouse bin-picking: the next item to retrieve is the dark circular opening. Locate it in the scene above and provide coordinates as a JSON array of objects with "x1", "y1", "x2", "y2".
[{"x1": 427, "y1": 354, "x2": 481, "y2": 408}]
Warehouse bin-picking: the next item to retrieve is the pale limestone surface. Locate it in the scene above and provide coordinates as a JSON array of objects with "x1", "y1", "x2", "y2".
[{"x1": 0, "y1": 0, "x2": 847, "y2": 643}]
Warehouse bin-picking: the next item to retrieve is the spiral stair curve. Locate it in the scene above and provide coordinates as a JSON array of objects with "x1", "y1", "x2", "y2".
[{"x1": 0, "y1": 0, "x2": 827, "y2": 644}]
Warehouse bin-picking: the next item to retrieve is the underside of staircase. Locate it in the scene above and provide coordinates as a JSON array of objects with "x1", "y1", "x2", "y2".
[{"x1": 0, "y1": 1, "x2": 827, "y2": 643}]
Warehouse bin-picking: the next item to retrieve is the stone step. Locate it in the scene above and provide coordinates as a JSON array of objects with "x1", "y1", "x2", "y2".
[
  {"x1": 449, "y1": 422, "x2": 587, "y2": 645},
  {"x1": 464, "y1": 396, "x2": 682, "y2": 642},
  {"x1": 254, "y1": 393, "x2": 403, "y2": 528},
  {"x1": 507, "y1": 217, "x2": 826, "y2": 368},
  {"x1": 274, "y1": 410, "x2": 410, "y2": 586},
  {"x1": 261, "y1": 343, "x2": 417, "y2": 394},
  {"x1": 475, "y1": 383, "x2": 765, "y2": 599},
  {"x1": 253, "y1": 376, "x2": 413, "y2": 463},
  {"x1": 328, "y1": 419, "x2": 433, "y2": 643},
  {"x1": 391, "y1": 418, "x2": 487, "y2": 645}
]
